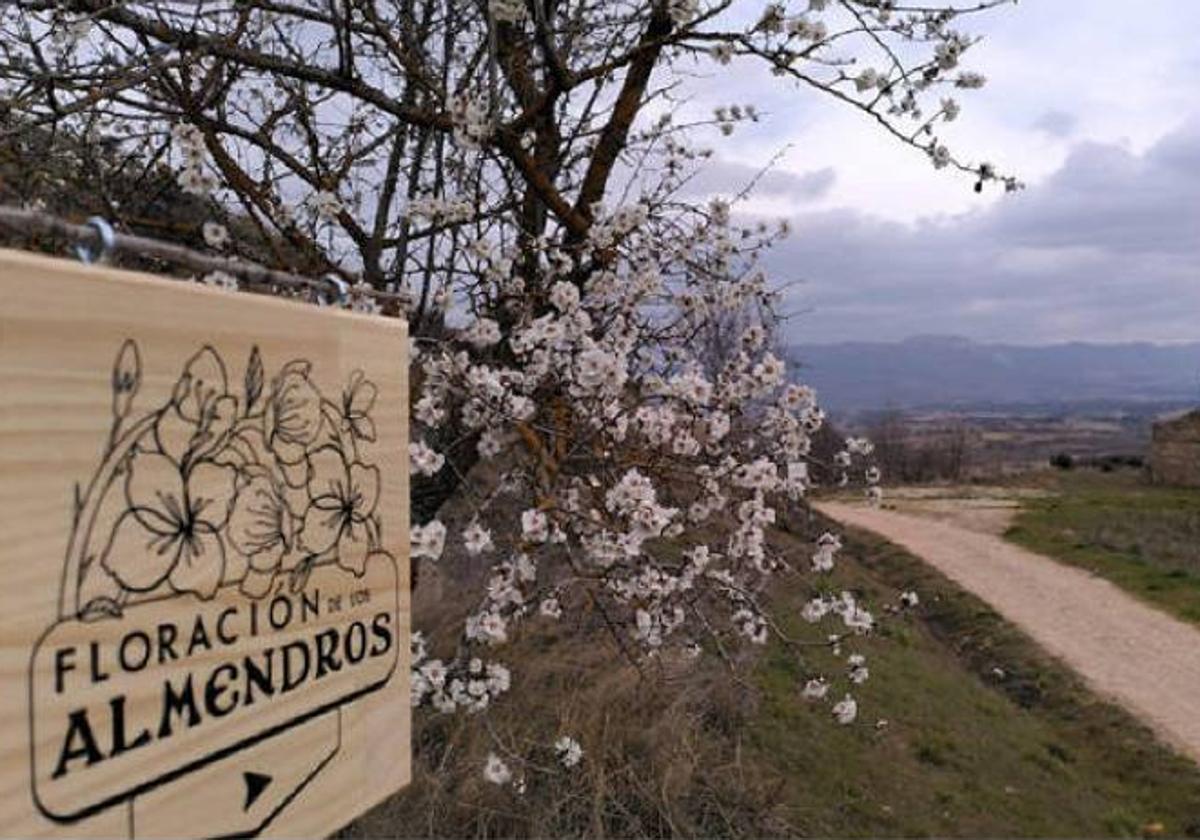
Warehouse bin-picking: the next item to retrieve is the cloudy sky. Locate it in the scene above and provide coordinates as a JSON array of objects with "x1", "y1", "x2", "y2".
[{"x1": 693, "y1": 1, "x2": 1200, "y2": 345}]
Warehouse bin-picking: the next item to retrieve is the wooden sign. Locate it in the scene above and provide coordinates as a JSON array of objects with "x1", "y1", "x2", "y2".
[{"x1": 0, "y1": 250, "x2": 410, "y2": 838}]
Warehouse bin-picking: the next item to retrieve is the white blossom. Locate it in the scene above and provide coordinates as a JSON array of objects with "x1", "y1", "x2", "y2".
[
  {"x1": 549, "y1": 281, "x2": 580, "y2": 312},
  {"x1": 801, "y1": 597, "x2": 829, "y2": 624},
  {"x1": 410, "y1": 440, "x2": 445, "y2": 476},
  {"x1": 420, "y1": 659, "x2": 447, "y2": 687},
  {"x1": 802, "y1": 678, "x2": 829, "y2": 699},
  {"x1": 812, "y1": 531, "x2": 842, "y2": 573},
  {"x1": 463, "y1": 522, "x2": 494, "y2": 555},
  {"x1": 202, "y1": 221, "x2": 229, "y2": 249},
  {"x1": 554, "y1": 735, "x2": 583, "y2": 768},
  {"x1": 521, "y1": 509, "x2": 549, "y2": 544},
  {"x1": 483, "y1": 753, "x2": 512, "y2": 785},
  {"x1": 412, "y1": 520, "x2": 447, "y2": 561},
  {"x1": 462, "y1": 317, "x2": 502, "y2": 348},
  {"x1": 832, "y1": 695, "x2": 858, "y2": 725}
]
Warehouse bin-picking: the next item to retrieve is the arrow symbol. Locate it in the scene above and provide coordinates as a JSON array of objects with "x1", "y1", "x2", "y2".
[{"x1": 242, "y1": 771, "x2": 272, "y2": 812}]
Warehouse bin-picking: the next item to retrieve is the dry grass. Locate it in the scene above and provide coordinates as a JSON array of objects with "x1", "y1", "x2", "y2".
[{"x1": 342, "y1": 610, "x2": 789, "y2": 838}]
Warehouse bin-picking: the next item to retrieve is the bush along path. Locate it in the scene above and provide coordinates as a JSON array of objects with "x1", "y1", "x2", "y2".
[{"x1": 817, "y1": 500, "x2": 1200, "y2": 767}]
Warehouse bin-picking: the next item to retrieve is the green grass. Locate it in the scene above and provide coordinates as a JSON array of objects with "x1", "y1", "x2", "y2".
[
  {"x1": 746, "y1": 521, "x2": 1200, "y2": 837},
  {"x1": 345, "y1": 512, "x2": 1200, "y2": 838},
  {"x1": 1005, "y1": 470, "x2": 1200, "y2": 624}
]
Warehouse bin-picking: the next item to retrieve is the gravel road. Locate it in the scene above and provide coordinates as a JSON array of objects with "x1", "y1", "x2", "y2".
[{"x1": 817, "y1": 500, "x2": 1200, "y2": 765}]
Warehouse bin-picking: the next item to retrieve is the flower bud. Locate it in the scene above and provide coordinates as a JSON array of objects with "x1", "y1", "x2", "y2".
[{"x1": 111, "y1": 339, "x2": 141, "y2": 421}]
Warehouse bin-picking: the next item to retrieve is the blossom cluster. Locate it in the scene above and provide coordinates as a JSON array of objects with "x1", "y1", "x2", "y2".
[
  {"x1": 171, "y1": 123, "x2": 217, "y2": 195},
  {"x1": 410, "y1": 631, "x2": 513, "y2": 714},
  {"x1": 481, "y1": 731, "x2": 584, "y2": 792},
  {"x1": 1, "y1": 0, "x2": 1015, "y2": 794},
  {"x1": 448, "y1": 94, "x2": 491, "y2": 150},
  {"x1": 722, "y1": 0, "x2": 1020, "y2": 191},
  {"x1": 406, "y1": 185, "x2": 882, "y2": 749}
]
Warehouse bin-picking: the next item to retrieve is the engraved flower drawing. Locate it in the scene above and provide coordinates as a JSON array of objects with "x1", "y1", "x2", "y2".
[
  {"x1": 67, "y1": 341, "x2": 392, "y2": 618},
  {"x1": 300, "y1": 446, "x2": 382, "y2": 576},
  {"x1": 102, "y1": 453, "x2": 237, "y2": 599}
]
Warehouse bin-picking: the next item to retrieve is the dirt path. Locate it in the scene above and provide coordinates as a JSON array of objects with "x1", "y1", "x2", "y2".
[
  {"x1": 854, "y1": 485, "x2": 1049, "y2": 536},
  {"x1": 817, "y1": 500, "x2": 1200, "y2": 765}
]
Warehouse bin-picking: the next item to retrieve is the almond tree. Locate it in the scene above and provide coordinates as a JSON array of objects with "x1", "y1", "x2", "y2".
[{"x1": 1, "y1": 0, "x2": 1017, "y2": 781}]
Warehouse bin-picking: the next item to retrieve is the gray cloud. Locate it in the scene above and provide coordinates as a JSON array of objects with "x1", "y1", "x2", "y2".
[
  {"x1": 767, "y1": 120, "x2": 1200, "y2": 345},
  {"x1": 1031, "y1": 109, "x2": 1077, "y2": 138},
  {"x1": 679, "y1": 159, "x2": 836, "y2": 202}
]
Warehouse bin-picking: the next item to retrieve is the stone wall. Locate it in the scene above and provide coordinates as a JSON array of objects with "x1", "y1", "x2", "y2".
[{"x1": 1150, "y1": 411, "x2": 1200, "y2": 487}]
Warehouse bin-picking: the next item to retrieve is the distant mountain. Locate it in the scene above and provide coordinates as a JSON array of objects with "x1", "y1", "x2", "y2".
[{"x1": 788, "y1": 336, "x2": 1200, "y2": 413}]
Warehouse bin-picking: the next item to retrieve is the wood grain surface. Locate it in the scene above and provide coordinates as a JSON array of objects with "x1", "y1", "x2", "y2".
[{"x1": 0, "y1": 250, "x2": 410, "y2": 838}]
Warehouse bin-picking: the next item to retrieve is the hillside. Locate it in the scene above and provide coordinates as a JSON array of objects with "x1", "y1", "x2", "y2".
[
  {"x1": 342, "y1": 509, "x2": 1200, "y2": 838},
  {"x1": 789, "y1": 336, "x2": 1200, "y2": 413}
]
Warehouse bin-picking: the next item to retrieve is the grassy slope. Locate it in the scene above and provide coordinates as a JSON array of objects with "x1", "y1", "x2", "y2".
[
  {"x1": 1005, "y1": 470, "x2": 1200, "y2": 624},
  {"x1": 756, "y1": 523, "x2": 1200, "y2": 838},
  {"x1": 344, "y1": 516, "x2": 1200, "y2": 838}
]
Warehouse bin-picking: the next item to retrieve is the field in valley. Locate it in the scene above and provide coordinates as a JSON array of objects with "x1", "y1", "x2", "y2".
[{"x1": 842, "y1": 404, "x2": 1173, "y2": 481}]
